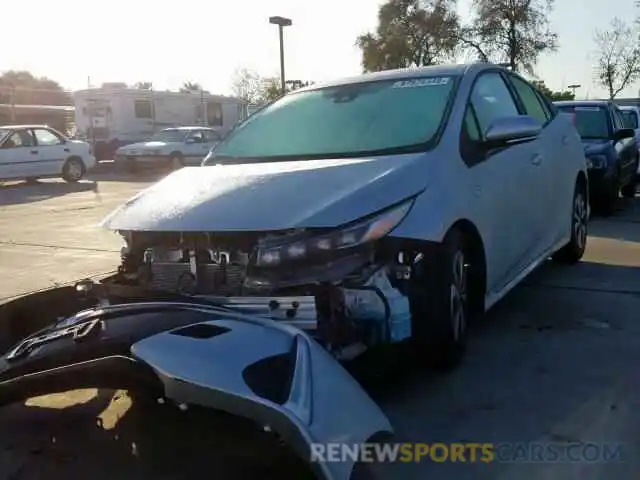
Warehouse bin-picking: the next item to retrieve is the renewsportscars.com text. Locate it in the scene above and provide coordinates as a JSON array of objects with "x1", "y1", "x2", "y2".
[{"x1": 310, "y1": 442, "x2": 624, "y2": 464}]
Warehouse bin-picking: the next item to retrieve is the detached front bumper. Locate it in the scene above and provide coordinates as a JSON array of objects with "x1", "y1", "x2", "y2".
[{"x1": 0, "y1": 285, "x2": 394, "y2": 480}]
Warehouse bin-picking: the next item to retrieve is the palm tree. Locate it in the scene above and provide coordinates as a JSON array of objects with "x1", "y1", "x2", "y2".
[{"x1": 180, "y1": 81, "x2": 203, "y2": 93}]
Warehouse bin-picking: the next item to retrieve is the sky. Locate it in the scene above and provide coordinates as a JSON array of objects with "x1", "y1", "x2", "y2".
[{"x1": 1, "y1": 0, "x2": 638, "y2": 99}]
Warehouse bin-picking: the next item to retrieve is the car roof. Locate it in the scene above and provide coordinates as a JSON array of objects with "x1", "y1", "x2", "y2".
[
  {"x1": 294, "y1": 63, "x2": 497, "y2": 93},
  {"x1": 554, "y1": 100, "x2": 611, "y2": 108},
  {"x1": 0, "y1": 124, "x2": 51, "y2": 129},
  {"x1": 162, "y1": 126, "x2": 214, "y2": 132}
]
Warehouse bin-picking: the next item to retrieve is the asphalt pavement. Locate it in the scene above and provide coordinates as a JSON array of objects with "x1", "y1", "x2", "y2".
[{"x1": 0, "y1": 172, "x2": 639, "y2": 479}]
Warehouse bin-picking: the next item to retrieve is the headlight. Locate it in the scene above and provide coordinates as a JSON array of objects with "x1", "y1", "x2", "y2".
[
  {"x1": 256, "y1": 199, "x2": 415, "y2": 267},
  {"x1": 587, "y1": 155, "x2": 606, "y2": 169}
]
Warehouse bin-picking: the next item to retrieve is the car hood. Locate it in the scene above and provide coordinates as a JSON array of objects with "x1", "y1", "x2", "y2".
[
  {"x1": 101, "y1": 154, "x2": 428, "y2": 232},
  {"x1": 582, "y1": 139, "x2": 612, "y2": 156},
  {"x1": 118, "y1": 141, "x2": 176, "y2": 152}
]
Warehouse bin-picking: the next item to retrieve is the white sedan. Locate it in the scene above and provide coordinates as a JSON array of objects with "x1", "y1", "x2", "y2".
[
  {"x1": 114, "y1": 126, "x2": 222, "y2": 171},
  {"x1": 0, "y1": 125, "x2": 95, "y2": 182}
]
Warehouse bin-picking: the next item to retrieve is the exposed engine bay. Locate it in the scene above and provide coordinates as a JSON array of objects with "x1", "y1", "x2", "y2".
[{"x1": 113, "y1": 229, "x2": 423, "y2": 360}]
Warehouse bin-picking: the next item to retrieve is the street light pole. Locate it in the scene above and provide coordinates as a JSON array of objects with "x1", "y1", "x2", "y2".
[
  {"x1": 568, "y1": 84, "x2": 581, "y2": 98},
  {"x1": 269, "y1": 16, "x2": 292, "y2": 95}
]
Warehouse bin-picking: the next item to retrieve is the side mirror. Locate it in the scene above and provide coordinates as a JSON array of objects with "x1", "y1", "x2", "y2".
[
  {"x1": 613, "y1": 128, "x2": 634, "y2": 141},
  {"x1": 484, "y1": 115, "x2": 542, "y2": 147}
]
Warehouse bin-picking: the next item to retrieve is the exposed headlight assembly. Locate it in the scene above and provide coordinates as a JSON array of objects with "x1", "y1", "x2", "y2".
[
  {"x1": 256, "y1": 199, "x2": 415, "y2": 267},
  {"x1": 587, "y1": 154, "x2": 606, "y2": 169}
]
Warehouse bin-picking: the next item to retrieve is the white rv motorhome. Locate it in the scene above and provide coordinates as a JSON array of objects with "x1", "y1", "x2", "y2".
[{"x1": 72, "y1": 84, "x2": 247, "y2": 159}]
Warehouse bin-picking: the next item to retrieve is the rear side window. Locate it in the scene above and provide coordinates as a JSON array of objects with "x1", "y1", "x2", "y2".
[
  {"x1": 557, "y1": 106, "x2": 610, "y2": 139},
  {"x1": 509, "y1": 75, "x2": 549, "y2": 124}
]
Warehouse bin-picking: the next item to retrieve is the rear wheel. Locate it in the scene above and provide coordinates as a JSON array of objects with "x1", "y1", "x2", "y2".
[
  {"x1": 553, "y1": 181, "x2": 588, "y2": 264},
  {"x1": 62, "y1": 157, "x2": 85, "y2": 183}
]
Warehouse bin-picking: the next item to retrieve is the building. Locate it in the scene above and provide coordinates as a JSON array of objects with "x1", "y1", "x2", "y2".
[{"x1": 72, "y1": 83, "x2": 248, "y2": 160}]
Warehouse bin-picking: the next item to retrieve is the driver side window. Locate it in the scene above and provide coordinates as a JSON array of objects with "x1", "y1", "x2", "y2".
[{"x1": 470, "y1": 72, "x2": 520, "y2": 136}]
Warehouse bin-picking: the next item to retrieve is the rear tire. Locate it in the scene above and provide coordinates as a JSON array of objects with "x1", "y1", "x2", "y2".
[
  {"x1": 553, "y1": 181, "x2": 588, "y2": 264},
  {"x1": 62, "y1": 157, "x2": 85, "y2": 183}
]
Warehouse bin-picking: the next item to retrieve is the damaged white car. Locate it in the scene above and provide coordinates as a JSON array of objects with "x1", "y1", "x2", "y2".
[{"x1": 0, "y1": 63, "x2": 589, "y2": 480}]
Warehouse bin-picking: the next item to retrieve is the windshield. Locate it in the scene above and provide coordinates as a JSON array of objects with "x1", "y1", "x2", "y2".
[
  {"x1": 621, "y1": 110, "x2": 639, "y2": 129},
  {"x1": 206, "y1": 75, "x2": 457, "y2": 162},
  {"x1": 557, "y1": 106, "x2": 610, "y2": 139},
  {"x1": 150, "y1": 130, "x2": 187, "y2": 143}
]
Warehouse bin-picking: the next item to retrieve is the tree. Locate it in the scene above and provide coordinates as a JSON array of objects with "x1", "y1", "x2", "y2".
[
  {"x1": 0, "y1": 70, "x2": 71, "y2": 105},
  {"x1": 134, "y1": 81, "x2": 153, "y2": 90},
  {"x1": 356, "y1": 0, "x2": 459, "y2": 72},
  {"x1": 593, "y1": 18, "x2": 640, "y2": 99},
  {"x1": 180, "y1": 81, "x2": 206, "y2": 93},
  {"x1": 231, "y1": 68, "x2": 267, "y2": 104},
  {"x1": 471, "y1": 0, "x2": 558, "y2": 73},
  {"x1": 531, "y1": 80, "x2": 574, "y2": 101}
]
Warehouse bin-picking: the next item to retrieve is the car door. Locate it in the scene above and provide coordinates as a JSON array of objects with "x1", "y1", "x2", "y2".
[
  {"x1": 31, "y1": 127, "x2": 68, "y2": 176},
  {"x1": 507, "y1": 74, "x2": 570, "y2": 254},
  {"x1": 184, "y1": 130, "x2": 209, "y2": 165},
  {"x1": 203, "y1": 129, "x2": 222, "y2": 154},
  {"x1": 461, "y1": 71, "x2": 542, "y2": 293},
  {"x1": 0, "y1": 129, "x2": 38, "y2": 179},
  {"x1": 611, "y1": 106, "x2": 636, "y2": 184}
]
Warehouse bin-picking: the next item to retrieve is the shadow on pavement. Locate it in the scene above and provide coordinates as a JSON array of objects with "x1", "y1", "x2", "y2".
[
  {"x1": 0, "y1": 390, "x2": 315, "y2": 480},
  {"x1": 0, "y1": 180, "x2": 101, "y2": 207},
  {"x1": 589, "y1": 195, "x2": 640, "y2": 243}
]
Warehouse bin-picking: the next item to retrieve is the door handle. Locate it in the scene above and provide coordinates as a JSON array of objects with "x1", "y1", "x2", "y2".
[
  {"x1": 531, "y1": 154, "x2": 542, "y2": 166},
  {"x1": 30, "y1": 150, "x2": 38, "y2": 154},
  {"x1": 63, "y1": 147, "x2": 70, "y2": 152}
]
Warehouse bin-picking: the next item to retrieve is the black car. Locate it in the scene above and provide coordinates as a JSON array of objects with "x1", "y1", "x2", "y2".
[{"x1": 555, "y1": 100, "x2": 638, "y2": 214}]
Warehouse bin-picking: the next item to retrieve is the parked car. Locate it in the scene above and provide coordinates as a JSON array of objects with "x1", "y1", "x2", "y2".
[
  {"x1": 618, "y1": 105, "x2": 640, "y2": 180},
  {"x1": 0, "y1": 125, "x2": 95, "y2": 182},
  {"x1": 0, "y1": 64, "x2": 589, "y2": 480},
  {"x1": 555, "y1": 101, "x2": 638, "y2": 213},
  {"x1": 114, "y1": 126, "x2": 222, "y2": 171}
]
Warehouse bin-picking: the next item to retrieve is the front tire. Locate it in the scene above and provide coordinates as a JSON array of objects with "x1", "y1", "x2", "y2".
[
  {"x1": 62, "y1": 157, "x2": 86, "y2": 183},
  {"x1": 169, "y1": 153, "x2": 184, "y2": 170},
  {"x1": 412, "y1": 229, "x2": 471, "y2": 371},
  {"x1": 621, "y1": 165, "x2": 638, "y2": 198},
  {"x1": 553, "y1": 181, "x2": 588, "y2": 264}
]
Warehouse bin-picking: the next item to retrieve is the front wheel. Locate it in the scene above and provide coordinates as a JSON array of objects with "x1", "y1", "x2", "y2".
[
  {"x1": 169, "y1": 153, "x2": 184, "y2": 170},
  {"x1": 62, "y1": 157, "x2": 86, "y2": 183},
  {"x1": 412, "y1": 229, "x2": 471, "y2": 371},
  {"x1": 621, "y1": 167, "x2": 638, "y2": 198},
  {"x1": 553, "y1": 182, "x2": 588, "y2": 264}
]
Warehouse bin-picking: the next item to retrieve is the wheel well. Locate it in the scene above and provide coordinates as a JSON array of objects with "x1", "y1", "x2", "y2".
[
  {"x1": 64, "y1": 155, "x2": 85, "y2": 170},
  {"x1": 449, "y1": 219, "x2": 486, "y2": 315},
  {"x1": 576, "y1": 170, "x2": 588, "y2": 202}
]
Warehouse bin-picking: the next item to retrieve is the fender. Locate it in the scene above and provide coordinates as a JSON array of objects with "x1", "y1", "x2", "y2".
[{"x1": 0, "y1": 289, "x2": 393, "y2": 480}]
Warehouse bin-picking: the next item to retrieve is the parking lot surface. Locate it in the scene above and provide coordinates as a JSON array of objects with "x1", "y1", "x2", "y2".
[{"x1": 1, "y1": 173, "x2": 640, "y2": 479}]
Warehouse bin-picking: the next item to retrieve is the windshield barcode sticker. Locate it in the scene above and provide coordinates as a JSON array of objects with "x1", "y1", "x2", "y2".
[{"x1": 391, "y1": 77, "x2": 451, "y2": 88}]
